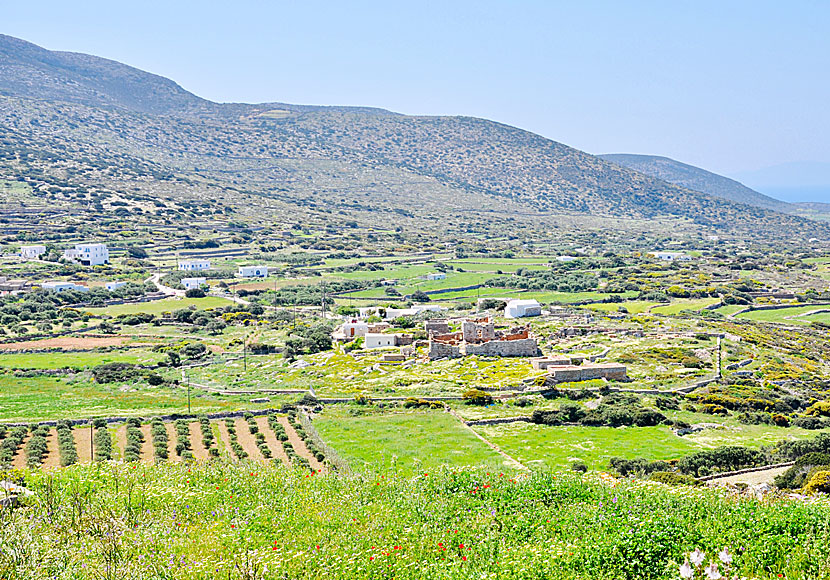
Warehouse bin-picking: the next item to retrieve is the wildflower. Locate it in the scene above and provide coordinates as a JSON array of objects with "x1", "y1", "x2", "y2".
[
  {"x1": 690, "y1": 549, "x2": 706, "y2": 566},
  {"x1": 718, "y1": 548, "x2": 732, "y2": 565},
  {"x1": 704, "y1": 563, "x2": 722, "y2": 580},
  {"x1": 679, "y1": 560, "x2": 694, "y2": 579}
]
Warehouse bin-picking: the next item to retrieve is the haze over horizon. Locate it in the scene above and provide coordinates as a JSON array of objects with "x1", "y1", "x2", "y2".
[{"x1": 4, "y1": 0, "x2": 829, "y2": 202}]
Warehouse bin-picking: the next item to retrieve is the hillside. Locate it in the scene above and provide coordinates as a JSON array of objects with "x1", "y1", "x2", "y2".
[
  {"x1": 0, "y1": 34, "x2": 828, "y2": 245},
  {"x1": 599, "y1": 153, "x2": 790, "y2": 212}
]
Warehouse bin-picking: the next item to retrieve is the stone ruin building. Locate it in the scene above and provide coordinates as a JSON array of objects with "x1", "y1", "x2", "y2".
[{"x1": 427, "y1": 317, "x2": 539, "y2": 360}]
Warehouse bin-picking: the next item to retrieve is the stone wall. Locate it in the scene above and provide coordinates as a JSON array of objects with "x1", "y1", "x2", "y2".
[
  {"x1": 546, "y1": 364, "x2": 628, "y2": 383},
  {"x1": 428, "y1": 340, "x2": 462, "y2": 359},
  {"x1": 464, "y1": 338, "x2": 539, "y2": 357}
]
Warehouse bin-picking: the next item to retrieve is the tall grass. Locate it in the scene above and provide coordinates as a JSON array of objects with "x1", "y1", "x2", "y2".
[{"x1": 2, "y1": 461, "x2": 830, "y2": 579}]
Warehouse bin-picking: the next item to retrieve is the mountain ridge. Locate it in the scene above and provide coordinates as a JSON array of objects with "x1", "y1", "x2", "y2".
[{"x1": 0, "y1": 33, "x2": 828, "y2": 243}]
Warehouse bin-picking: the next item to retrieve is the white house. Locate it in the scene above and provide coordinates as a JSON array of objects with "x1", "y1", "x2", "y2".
[
  {"x1": 105, "y1": 281, "x2": 127, "y2": 291},
  {"x1": 364, "y1": 333, "x2": 395, "y2": 349},
  {"x1": 650, "y1": 251, "x2": 693, "y2": 261},
  {"x1": 20, "y1": 245, "x2": 46, "y2": 260},
  {"x1": 64, "y1": 243, "x2": 109, "y2": 266},
  {"x1": 237, "y1": 265, "x2": 269, "y2": 278},
  {"x1": 341, "y1": 319, "x2": 369, "y2": 339},
  {"x1": 41, "y1": 282, "x2": 89, "y2": 293},
  {"x1": 556, "y1": 256, "x2": 578, "y2": 263},
  {"x1": 181, "y1": 277, "x2": 207, "y2": 290},
  {"x1": 505, "y1": 299, "x2": 542, "y2": 318},
  {"x1": 178, "y1": 259, "x2": 211, "y2": 271},
  {"x1": 426, "y1": 272, "x2": 446, "y2": 281}
]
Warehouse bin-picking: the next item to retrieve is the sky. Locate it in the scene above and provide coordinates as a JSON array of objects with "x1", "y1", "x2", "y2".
[{"x1": 4, "y1": 0, "x2": 830, "y2": 201}]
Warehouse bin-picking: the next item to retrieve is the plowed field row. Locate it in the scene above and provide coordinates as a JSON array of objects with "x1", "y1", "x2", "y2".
[{"x1": 0, "y1": 415, "x2": 326, "y2": 472}]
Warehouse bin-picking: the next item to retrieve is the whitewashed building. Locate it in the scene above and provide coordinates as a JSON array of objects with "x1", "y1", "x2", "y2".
[
  {"x1": 505, "y1": 299, "x2": 542, "y2": 319},
  {"x1": 64, "y1": 243, "x2": 109, "y2": 266},
  {"x1": 237, "y1": 265, "x2": 269, "y2": 278},
  {"x1": 426, "y1": 272, "x2": 446, "y2": 281},
  {"x1": 20, "y1": 245, "x2": 47, "y2": 260},
  {"x1": 341, "y1": 319, "x2": 369, "y2": 339},
  {"x1": 364, "y1": 333, "x2": 395, "y2": 349},
  {"x1": 650, "y1": 251, "x2": 693, "y2": 261},
  {"x1": 181, "y1": 277, "x2": 207, "y2": 290},
  {"x1": 41, "y1": 282, "x2": 89, "y2": 293},
  {"x1": 178, "y1": 259, "x2": 211, "y2": 271},
  {"x1": 105, "y1": 281, "x2": 128, "y2": 291}
]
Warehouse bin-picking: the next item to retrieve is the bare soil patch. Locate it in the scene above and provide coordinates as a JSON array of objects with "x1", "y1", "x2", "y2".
[
  {"x1": 140, "y1": 424, "x2": 154, "y2": 463},
  {"x1": 11, "y1": 433, "x2": 31, "y2": 470},
  {"x1": 41, "y1": 428, "x2": 61, "y2": 470},
  {"x1": 74, "y1": 427, "x2": 93, "y2": 463},
  {"x1": 278, "y1": 416, "x2": 324, "y2": 472},
  {"x1": 165, "y1": 422, "x2": 179, "y2": 462},
  {"x1": 256, "y1": 416, "x2": 289, "y2": 467},
  {"x1": 188, "y1": 421, "x2": 209, "y2": 461},
  {"x1": 234, "y1": 417, "x2": 264, "y2": 461},
  {"x1": 712, "y1": 466, "x2": 791, "y2": 486},
  {"x1": 0, "y1": 335, "x2": 145, "y2": 351}
]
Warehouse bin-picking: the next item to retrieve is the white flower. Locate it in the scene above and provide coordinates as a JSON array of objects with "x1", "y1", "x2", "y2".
[
  {"x1": 690, "y1": 548, "x2": 706, "y2": 566},
  {"x1": 718, "y1": 547, "x2": 732, "y2": 565},
  {"x1": 705, "y1": 562, "x2": 722, "y2": 580},
  {"x1": 679, "y1": 560, "x2": 694, "y2": 579}
]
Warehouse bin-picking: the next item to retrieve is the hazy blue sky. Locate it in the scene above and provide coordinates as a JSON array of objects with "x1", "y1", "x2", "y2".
[{"x1": 5, "y1": 1, "x2": 830, "y2": 199}]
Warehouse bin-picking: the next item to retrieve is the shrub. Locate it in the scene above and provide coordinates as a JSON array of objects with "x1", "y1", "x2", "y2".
[
  {"x1": 56, "y1": 423, "x2": 78, "y2": 467},
  {"x1": 632, "y1": 408, "x2": 667, "y2": 427},
  {"x1": 151, "y1": 419, "x2": 169, "y2": 461},
  {"x1": 25, "y1": 425, "x2": 50, "y2": 468},
  {"x1": 124, "y1": 423, "x2": 144, "y2": 462},
  {"x1": 793, "y1": 416, "x2": 826, "y2": 430},
  {"x1": 571, "y1": 461, "x2": 588, "y2": 473},
  {"x1": 804, "y1": 470, "x2": 830, "y2": 494},
  {"x1": 649, "y1": 471, "x2": 702, "y2": 487},
  {"x1": 775, "y1": 452, "x2": 830, "y2": 489},
  {"x1": 94, "y1": 425, "x2": 113, "y2": 461},
  {"x1": 463, "y1": 389, "x2": 493, "y2": 406}
]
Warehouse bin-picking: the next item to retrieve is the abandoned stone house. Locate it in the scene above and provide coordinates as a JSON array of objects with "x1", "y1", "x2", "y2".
[
  {"x1": 424, "y1": 319, "x2": 450, "y2": 335},
  {"x1": 428, "y1": 317, "x2": 539, "y2": 359}
]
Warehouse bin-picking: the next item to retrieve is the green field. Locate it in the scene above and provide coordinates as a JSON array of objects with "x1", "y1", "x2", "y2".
[
  {"x1": 314, "y1": 409, "x2": 508, "y2": 475},
  {"x1": 736, "y1": 304, "x2": 830, "y2": 323},
  {"x1": 651, "y1": 298, "x2": 721, "y2": 315},
  {"x1": 86, "y1": 296, "x2": 234, "y2": 316},
  {"x1": 582, "y1": 300, "x2": 656, "y2": 314},
  {"x1": 0, "y1": 373, "x2": 269, "y2": 422},
  {"x1": 0, "y1": 350, "x2": 165, "y2": 369},
  {"x1": 477, "y1": 423, "x2": 701, "y2": 470}
]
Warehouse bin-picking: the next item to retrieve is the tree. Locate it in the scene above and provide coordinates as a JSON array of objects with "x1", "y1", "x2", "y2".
[
  {"x1": 167, "y1": 352, "x2": 181, "y2": 367},
  {"x1": 185, "y1": 288, "x2": 206, "y2": 298},
  {"x1": 411, "y1": 290, "x2": 430, "y2": 302}
]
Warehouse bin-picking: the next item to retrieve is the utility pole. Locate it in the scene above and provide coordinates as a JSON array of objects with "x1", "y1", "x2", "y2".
[
  {"x1": 293, "y1": 299, "x2": 297, "y2": 329},
  {"x1": 186, "y1": 370, "x2": 191, "y2": 414},
  {"x1": 320, "y1": 281, "x2": 326, "y2": 319},
  {"x1": 89, "y1": 421, "x2": 94, "y2": 460},
  {"x1": 243, "y1": 336, "x2": 248, "y2": 373}
]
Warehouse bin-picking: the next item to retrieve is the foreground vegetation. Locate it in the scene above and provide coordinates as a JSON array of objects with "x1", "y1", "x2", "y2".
[{"x1": 2, "y1": 461, "x2": 830, "y2": 579}]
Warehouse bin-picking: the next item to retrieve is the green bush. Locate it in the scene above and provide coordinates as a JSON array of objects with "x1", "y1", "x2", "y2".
[{"x1": 649, "y1": 471, "x2": 702, "y2": 487}]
